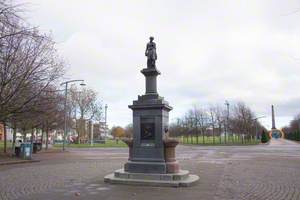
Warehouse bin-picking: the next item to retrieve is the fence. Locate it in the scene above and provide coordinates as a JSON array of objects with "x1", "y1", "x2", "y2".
[{"x1": 175, "y1": 135, "x2": 259, "y2": 145}]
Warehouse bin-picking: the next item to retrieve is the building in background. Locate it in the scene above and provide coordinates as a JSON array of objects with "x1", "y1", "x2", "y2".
[
  {"x1": 0, "y1": 123, "x2": 13, "y2": 141},
  {"x1": 0, "y1": 123, "x2": 3, "y2": 141},
  {"x1": 76, "y1": 118, "x2": 89, "y2": 143},
  {"x1": 93, "y1": 122, "x2": 108, "y2": 140},
  {"x1": 71, "y1": 119, "x2": 110, "y2": 143}
]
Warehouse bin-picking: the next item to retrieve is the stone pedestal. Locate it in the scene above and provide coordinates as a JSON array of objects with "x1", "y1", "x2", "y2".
[
  {"x1": 123, "y1": 67, "x2": 172, "y2": 174},
  {"x1": 164, "y1": 138, "x2": 180, "y2": 173},
  {"x1": 104, "y1": 169, "x2": 199, "y2": 187},
  {"x1": 105, "y1": 137, "x2": 198, "y2": 187}
]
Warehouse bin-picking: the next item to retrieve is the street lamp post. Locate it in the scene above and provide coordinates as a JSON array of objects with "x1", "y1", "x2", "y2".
[
  {"x1": 90, "y1": 121, "x2": 94, "y2": 147},
  {"x1": 252, "y1": 116, "x2": 266, "y2": 140},
  {"x1": 298, "y1": 119, "x2": 300, "y2": 138},
  {"x1": 60, "y1": 79, "x2": 85, "y2": 151},
  {"x1": 225, "y1": 100, "x2": 230, "y2": 144},
  {"x1": 104, "y1": 104, "x2": 108, "y2": 140}
]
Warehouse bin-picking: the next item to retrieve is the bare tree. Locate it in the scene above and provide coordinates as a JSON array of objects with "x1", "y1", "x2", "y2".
[
  {"x1": 169, "y1": 102, "x2": 262, "y2": 144},
  {"x1": 213, "y1": 106, "x2": 225, "y2": 141},
  {"x1": 195, "y1": 108, "x2": 209, "y2": 144},
  {"x1": 69, "y1": 86, "x2": 102, "y2": 120},
  {"x1": 282, "y1": 114, "x2": 300, "y2": 139},
  {"x1": 0, "y1": 1, "x2": 27, "y2": 40},
  {"x1": 0, "y1": 1, "x2": 65, "y2": 153},
  {"x1": 230, "y1": 102, "x2": 256, "y2": 142},
  {"x1": 69, "y1": 85, "x2": 102, "y2": 143},
  {"x1": 208, "y1": 106, "x2": 219, "y2": 144}
]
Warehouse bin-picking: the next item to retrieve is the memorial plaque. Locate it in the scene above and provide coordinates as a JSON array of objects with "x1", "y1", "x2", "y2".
[{"x1": 141, "y1": 118, "x2": 155, "y2": 140}]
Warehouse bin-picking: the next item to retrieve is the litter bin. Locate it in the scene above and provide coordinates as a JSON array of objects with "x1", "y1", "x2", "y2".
[{"x1": 20, "y1": 143, "x2": 32, "y2": 160}]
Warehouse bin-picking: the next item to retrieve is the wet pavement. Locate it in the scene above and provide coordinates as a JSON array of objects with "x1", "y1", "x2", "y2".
[{"x1": 0, "y1": 139, "x2": 299, "y2": 200}]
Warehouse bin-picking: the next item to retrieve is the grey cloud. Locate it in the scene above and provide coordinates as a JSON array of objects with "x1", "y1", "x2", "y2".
[{"x1": 23, "y1": 0, "x2": 300, "y2": 128}]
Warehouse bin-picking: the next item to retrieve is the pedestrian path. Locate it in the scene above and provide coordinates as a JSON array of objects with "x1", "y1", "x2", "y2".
[
  {"x1": 1, "y1": 142, "x2": 300, "y2": 200},
  {"x1": 269, "y1": 138, "x2": 299, "y2": 146}
]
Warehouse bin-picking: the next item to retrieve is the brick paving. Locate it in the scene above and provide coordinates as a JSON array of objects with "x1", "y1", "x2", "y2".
[{"x1": 0, "y1": 139, "x2": 299, "y2": 200}]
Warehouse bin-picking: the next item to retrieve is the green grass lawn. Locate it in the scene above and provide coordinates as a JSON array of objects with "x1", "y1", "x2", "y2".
[
  {"x1": 176, "y1": 135, "x2": 260, "y2": 145},
  {"x1": 0, "y1": 141, "x2": 12, "y2": 153},
  {"x1": 3, "y1": 135, "x2": 258, "y2": 150},
  {"x1": 53, "y1": 139, "x2": 127, "y2": 148}
]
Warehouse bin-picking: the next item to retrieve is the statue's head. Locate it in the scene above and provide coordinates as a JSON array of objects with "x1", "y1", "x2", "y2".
[{"x1": 149, "y1": 36, "x2": 154, "y2": 41}]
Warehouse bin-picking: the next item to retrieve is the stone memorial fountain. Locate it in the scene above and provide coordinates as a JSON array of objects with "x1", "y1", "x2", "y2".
[{"x1": 104, "y1": 37, "x2": 199, "y2": 187}]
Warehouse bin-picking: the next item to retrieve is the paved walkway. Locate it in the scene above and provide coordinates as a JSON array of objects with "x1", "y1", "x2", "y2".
[{"x1": 0, "y1": 139, "x2": 299, "y2": 200}]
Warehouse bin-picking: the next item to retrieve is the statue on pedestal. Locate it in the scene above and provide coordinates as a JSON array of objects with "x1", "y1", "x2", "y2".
[
  {"x1": 104, "y1": 36, "x2": 199, "y2": 187},
  {"x1": 145, "y1": 36, "x2": 157, "y2": 68}
]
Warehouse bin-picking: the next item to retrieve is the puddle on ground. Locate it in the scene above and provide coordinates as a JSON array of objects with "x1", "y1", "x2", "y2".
[{"x1": 96, "y1": 187, "x2": 110, "y2": 191}]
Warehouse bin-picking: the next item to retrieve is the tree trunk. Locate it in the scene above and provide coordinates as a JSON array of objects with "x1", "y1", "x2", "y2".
[
  {"x1": 242, "y1": 134, "x2": 244, "y2": 144},
  {"x1": 41, "y1": 127, "x2": 44, "y2": 150},
  {"x1": 196, "y1": 128, "x2": 199, "y2": 144},
  {"x1": 3, "y1": 121, "x2": 7, "y2": 153},
  {"x1": 12, "y1": 122, "x2": 17, "y2": 155},
  {"x1": 31, "y1": 128, "x2": 34, "y2": 143},
  {"x1": 219, "y1": 125, "x2": 222, "y2": 144},
  {"x1": 23, "y1": 132, "x2": 27, "y2": 142},
  {"x1": 31, "y1": 128, "x2": 34, "y2": 154},
  {"x1": 46, "y1": 126, "x2": 49, "y2": 150},
  {"x1": 212, "y1": 125, "x2": 215, "y2": 144}
]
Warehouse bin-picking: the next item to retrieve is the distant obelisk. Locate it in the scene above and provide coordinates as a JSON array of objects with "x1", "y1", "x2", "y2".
[{"x1": 271, "y1": 105, "x2": 276, "y2": 129}]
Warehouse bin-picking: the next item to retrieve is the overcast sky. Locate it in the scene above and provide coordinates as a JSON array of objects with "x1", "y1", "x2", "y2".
[{"x1": 21, "y1": 0, "x2": 300, "y2": 129}]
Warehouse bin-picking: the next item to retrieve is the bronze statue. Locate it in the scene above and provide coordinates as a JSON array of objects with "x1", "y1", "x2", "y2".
[{"x1": 145, "y1": 36, "x2": 157, "y2": 68}]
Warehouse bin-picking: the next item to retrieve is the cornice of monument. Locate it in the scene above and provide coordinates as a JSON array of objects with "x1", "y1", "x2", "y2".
[{"x1": 141, "y1": 67, "x2": 161, "y2": 76}]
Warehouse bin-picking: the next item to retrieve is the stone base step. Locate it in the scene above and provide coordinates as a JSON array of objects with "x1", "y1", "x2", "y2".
[{"x1": 104, "y1": 168, "x2": 199, "y2": 187}]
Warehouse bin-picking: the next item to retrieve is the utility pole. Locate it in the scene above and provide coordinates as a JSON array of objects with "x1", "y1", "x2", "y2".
[
  {"x1": 63, "y1": 83, "x2": 68, "y2": 151},
  {"x1": 225, "y1": 100, "x2": 230, "y2": 144},
  {"x1": 105, "y1": 104, "x2": 108, "y2": 140},
  {"x1": 60, "y1": 79, "x2": 85, "y2": 151},
  {"x1": 90, "y1": 120, "x2": 94, "y2": 146},
  {"x1": 298, "y1": 118, "x2": 300, "y2": 133},
  {"x1": 252, "y1": 116, "x2": 266, "y2": 140},
  {"x1": 255, "y1": 118, "x2": 258, "y2": 140}
]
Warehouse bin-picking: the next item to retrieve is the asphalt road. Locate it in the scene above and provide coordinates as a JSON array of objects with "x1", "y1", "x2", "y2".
[{"x1": 0, "y1": 139, "x2": 299, "y2": 200}]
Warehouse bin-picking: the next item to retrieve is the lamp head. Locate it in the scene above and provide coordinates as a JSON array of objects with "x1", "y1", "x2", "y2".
[{"x1": 80, "y1": 82, "x2": 86, "y2": 86}]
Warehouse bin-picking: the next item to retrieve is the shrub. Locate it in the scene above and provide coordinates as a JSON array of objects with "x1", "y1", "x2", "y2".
[
  {"x1": 295, "y1": 131, "x2": 300, "y2": 141},
  {"x1": 261, "y1": 130, "x2": 269, "y2": 143}
]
